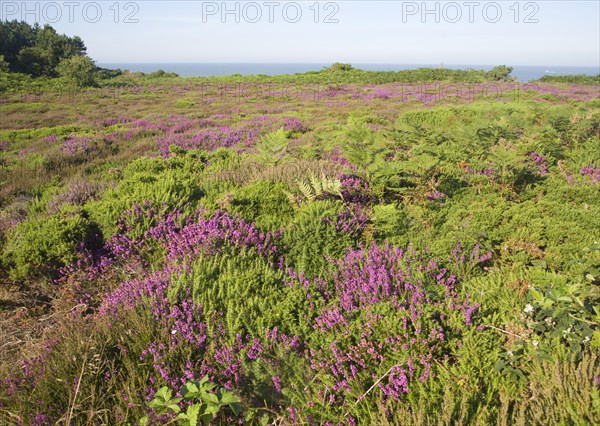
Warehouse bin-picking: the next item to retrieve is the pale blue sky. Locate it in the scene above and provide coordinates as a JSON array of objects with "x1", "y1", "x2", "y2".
[{"x1": 3, "y1": 1, "x2": 599, "y2": 66}]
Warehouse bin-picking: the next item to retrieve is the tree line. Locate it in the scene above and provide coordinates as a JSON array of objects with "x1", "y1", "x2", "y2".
[{"x1": 0, "y1": 20, "x2": 88, "y2": 77}]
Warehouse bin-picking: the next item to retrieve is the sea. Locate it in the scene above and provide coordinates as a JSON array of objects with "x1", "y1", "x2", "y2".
[{"x1": 96, "y1": 63, "x2": 600, "y2": 82}]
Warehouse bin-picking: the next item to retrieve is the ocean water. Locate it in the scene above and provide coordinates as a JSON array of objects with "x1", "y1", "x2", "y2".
[{"x1": 97, "y1": 63, "x2": 600, "y2": 82}]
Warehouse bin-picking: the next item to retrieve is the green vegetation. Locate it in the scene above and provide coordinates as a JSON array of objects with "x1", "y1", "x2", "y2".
[
  {"x1": 0, "y1": 21, "x2": 599, "y2": 426},
  {"x1": 0, "y1": 20, "x2": 86, "y2": 76},
  {"x1": 56, "y1": 55, "x2": 97, "y2": 88},
  {"x1": 538, "y1": 74, "x2": 600, "y2": 85}
]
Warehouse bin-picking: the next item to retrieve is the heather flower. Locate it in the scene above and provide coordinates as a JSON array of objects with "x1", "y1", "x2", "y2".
[
  {"x1": 338, "y1": 174, "x2": 372, "y2": 204},
  {"x1": 272, "y1": 375, "x2": 282, "y2": 393},
  {"x1": 30, "y1": 414, "x2": 50, "y2": 426},
  {"x1": 329, "y1": 147, "x2": 354, "y2": 169},
  {"x1": 427, "y1": 190, "x2": 446, "y2": 202},
  {"x1": 581, "y1": 165, "x2": 600, "y2": 184},
  {"x1": 323, "y1": 203, "x2": 370, "y2": 235},
  {"x1": 102, "y1": 117, "x2": 130, "y2": 126},
  {"x1": 62, "y1": 136, "x2": 97, "y2": 156},
  {"x1": 526, "y1": 151, "x2": 549, "y2": 176},
  {"x1": 282, "y1": 117, "x2": 307, "y2": 133}
]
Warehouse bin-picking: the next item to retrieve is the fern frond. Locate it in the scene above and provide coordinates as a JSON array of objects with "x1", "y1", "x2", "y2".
[
  {"x1": 297, "y1": 179, "x2": 316, "y2": 201},
  {"x1": 256, "y1": 128, "x2": 290, "y2": 165},
  {"x1": 309, "y1": 174, "x2": 323, "y2": 198},
  {"x1": 321, "y1": 174, "x2": 343, "y2": 199},
  {"x1": 295, "y1": 174, "x2": 343, "y2": 202}
]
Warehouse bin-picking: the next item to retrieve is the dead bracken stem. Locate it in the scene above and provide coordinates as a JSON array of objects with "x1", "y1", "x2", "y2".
[
  {"x1": 66, "y1": 352, "x2": 88, "y2": 425},
  {"x1": 343, "y1": 363, "x2": 402, "y2": 418},
  {"x1": 484, "y1": 324, "x2": 527, "y2": 339}
]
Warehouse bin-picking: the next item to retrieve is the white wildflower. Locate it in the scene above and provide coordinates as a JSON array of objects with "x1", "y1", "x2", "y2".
[
  {"x1": 532, "y1": 340, "x2": 539, "y2": 347},
  {"x1": 524, "y1": 304, "x2": 534, "y2": 314}
]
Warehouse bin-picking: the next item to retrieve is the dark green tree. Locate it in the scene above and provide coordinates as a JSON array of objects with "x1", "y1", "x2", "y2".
[
  {"x1": 16, "y1": 46, "x2": 53, "y2": 76},
  {"x1": 0, "y1": 20, "x2": 87, "y2": 76},
  {"x1": 0, "y1": 20, "x2": 36, "y2": 70}
]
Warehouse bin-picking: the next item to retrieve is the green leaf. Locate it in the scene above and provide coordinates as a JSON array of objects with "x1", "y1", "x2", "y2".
[
  {"x1": 530, "y1": 289, "x2": 543, "y2": 302},
  {"x1": 168, "y1": 403, "x2": 181, "y2": 414},
  {"x1": 186, "y1": 403, "x2": 201, "y2": 426},
  {"x1": 200, "y1": 413, "x2": 214, "y2": 424},
  {"x1": 177, "y1": 412, "x2": 191, "y2": 426},
  {"x1": 148, "y1": 399, "x2": 166, "y2": 411},
  {"x1": 219, "y1": 390, "x2": 241, "y2": 405},
  {"x1": 204, "y1": 404, "x2": 220, "y2": 416},
  {"x1": 181, "y1": 381, "x2": 200, "y2": 399},
  {"x1": 202, "y1": 392, "x2": 219, "y2": 405},
  {"x1": 154, "y1": 386, "x2": 172, "y2": 402},
  {"x1": 591, "y1": 330, "x2": 600, "y2": 348},
  {"x1": 202, "y1": 382, "x2": 216, "y2": 391}
]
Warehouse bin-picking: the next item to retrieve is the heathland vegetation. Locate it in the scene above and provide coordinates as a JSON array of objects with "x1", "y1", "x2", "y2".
[{"x1": 0, "y1": 21, "x2": 599, "y2": 425}]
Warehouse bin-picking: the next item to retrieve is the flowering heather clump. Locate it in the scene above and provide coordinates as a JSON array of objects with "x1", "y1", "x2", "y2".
[
  {"x1": 581, "y1": 165, "x2": 600, "y2": 184},
  {"x1": 100, "y1": 268, "x2": 252, "y2": 394},
  {"x1": 42, "y1": 135, "x2": 57, "y2": 143},
  {"x1": 329, "y1": 146, "x2": 353, "y2": 168},
  {"x1": 364, "y1": 87, "x2": 392, "y2": 100},
  {"x1": 62, "y1": 136, "x2": 97, "y2": 156},
  {"x1": 282, "y1": 117, "x2": 307, "y2": 133},
  {"x1": 59, "y1": 203, "x2": 283, "y2": 303},
  {"x1": 156, "y1": 126, "x2": 242, "y2": 156},
  {"x1": 4, "y1": 339, "x2": 57, "y2": 396},
  {"x1": 324, "y1": 203, "x2": 370, "y2": 235},
  {"x1": 157, "y1": 209, "x2": 280, "y2": 263},
  {"x1": 338, "y1": 174, "x2": 372, "y2": 204},
  {"x1": 155, "y1": 117, "x2": 273, "y2": 157},
  {"x1": 286, "y1": 243, "x2": 480, "y2": 403},
  {"x1": 526, "y1": 151, "x2": 549, "y2": 176},
  {"x1": 130, "y1": 118, "x2": 169, "y2": 132},
  {"x1": 0, "y1": 140, "x2": 9, "y2": 151},
  {"x1": 446, "y1": 242, "x2": 493, "y2": 277}
]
